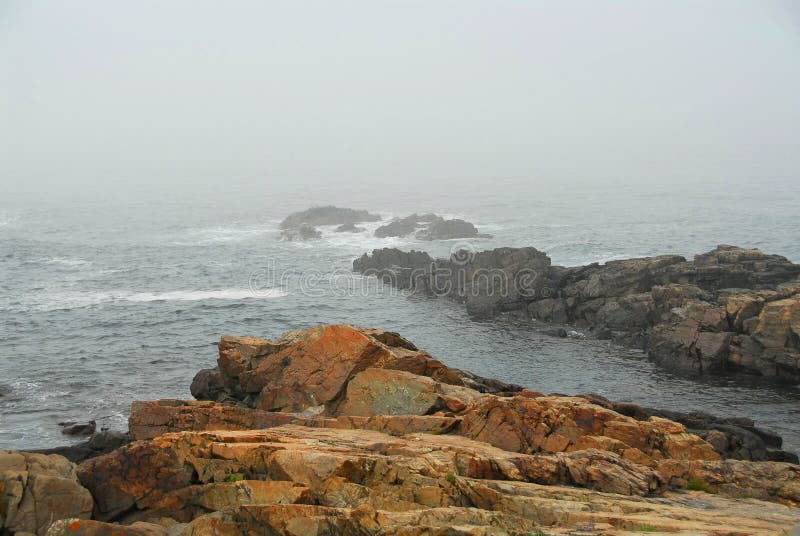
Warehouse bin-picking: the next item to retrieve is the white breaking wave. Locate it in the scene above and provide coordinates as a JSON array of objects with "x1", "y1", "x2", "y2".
[
  {"x1": 124, "y1": 289, "x2": 286, "y2": 302},
  {"x1": 29, "y1": 288, "x2": 287, "y2": 311},
  {"x1": 42, "y1": 257, "x2": 93, "y2": 267},
  {"x1": 177, "y1": 224, "x2": 280, "y2": 245}
]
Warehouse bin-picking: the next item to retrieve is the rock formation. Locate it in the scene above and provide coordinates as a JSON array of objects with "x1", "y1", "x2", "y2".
[
  {"x1": 279, "y1": 206, "x2": 381, "y2": 230},
  {"x1": 4, "y1": 324, "x2": 800, "y2": 534},
  {"x1": 0, "y1": 451, "x2": 93, "y2": 534},
  {"x1": 354, "y1": 245, "x2": 800, "y2": 383},
  {"x1": 374, "y1": 213, "x2": 492, "y2": 240}
]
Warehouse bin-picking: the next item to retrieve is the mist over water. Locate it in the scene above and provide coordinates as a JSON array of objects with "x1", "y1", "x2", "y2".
[
  {"x1": 1, "y1": 1, "x2": 799, "y2": 453},
  {"x1": 2, "y1": 179, "x2": 799, "y2": 451}
]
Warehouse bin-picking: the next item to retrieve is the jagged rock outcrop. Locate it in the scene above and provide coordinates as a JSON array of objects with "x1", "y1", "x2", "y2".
[
  {"x1": 7, "y1": 324, "x2": 800, "y2": 534},
  {"x1": 373, "y1": 213, "x2": 492, "y2": 240},
  {"x1": 190, "y1": 325, "x2": 522, "y2": 409},
  {"x1": 186, "y1": 325, "x2": 793, "y2": 463},
  {"x1": 0, "y1": 451, "x2": 93, "y2": 535},
  {"x1": 279, "y1": 206, "x2": 380, "y2": 230},
  {"x1": 354, "y1": 245, "x2": 800, "y2": 383}
]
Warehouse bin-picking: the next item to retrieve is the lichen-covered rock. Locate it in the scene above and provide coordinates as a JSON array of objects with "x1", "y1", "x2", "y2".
[
  {"x1": 190, "y1": 325, "x2": 522, "y2": 412},
  {"x1": 46, "y1": 519, "x2": 167, "y2": 536},
  {"x1": 0, "y1": 452, "x2": 93, "y2": 535},
  {"x1": 459, "y1": 395, "x2": 719, "y2": 464},
  {"x1": 74, "y1": 426, "x2": 800, "y2": 533},
  {"x1": 333, "y1": 368, "x2": 482, "y2": 417}
]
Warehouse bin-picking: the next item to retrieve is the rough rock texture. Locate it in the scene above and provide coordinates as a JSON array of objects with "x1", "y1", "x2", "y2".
[
  {"x1": 186, "y1": 325, "x2": 792, "y2": 463},
  {"x1": 580, "y1": 393, "x2": 799, "y2": 463},
  {"x1": 279, "y1": 223, "x2": 322, "y2": 241},
  {"x1": 190, "y1": 325, "x2": 523, "y2": 409},
  {"x1": 354, "y1": 245, "x2": 800, "y2": 383},
  {"x1": 74, "y1": 427, "x2": 800, "y2": 534},
  {"x1": 129, "y1": 399, "x2": 462, "y2": 441},
  {"x1": 279, "y1": 206, "x2": 380, "y2": 230},
  {"x1": 11, "y1": 324, "x2": 800, "y2": 535},
  {"x1": 373, "y1": 213, "x2": 492, "y2": 240},
  {"x1": 0, "y1": 451, "x2": 93, "y2": 535}
]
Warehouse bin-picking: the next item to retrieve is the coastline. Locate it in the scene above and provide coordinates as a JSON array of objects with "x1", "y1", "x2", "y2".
[{"x1": 3, "y1": 324, "x2": 800, "y2": 534}]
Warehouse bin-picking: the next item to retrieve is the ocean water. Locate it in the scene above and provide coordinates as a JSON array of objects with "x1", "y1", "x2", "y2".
[{"x1": 1, "y1": 178, "x2": 799, "y2": 452}]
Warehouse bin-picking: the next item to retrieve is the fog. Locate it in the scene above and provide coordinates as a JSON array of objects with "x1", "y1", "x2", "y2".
[{"x1": 1, "y1": 0, "x2": 798, "y2": 202}]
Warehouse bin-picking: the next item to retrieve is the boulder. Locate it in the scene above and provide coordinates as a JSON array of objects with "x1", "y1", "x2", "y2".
[{"x1": 0, "y1": 451, "x2": 93, "y2": 535}]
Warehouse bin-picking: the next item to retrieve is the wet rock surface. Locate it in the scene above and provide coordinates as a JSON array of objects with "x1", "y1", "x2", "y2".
[
  {"x1": 354, "y1": 245, "x2": 800, "y2": 383},
  {"x1": 33, "y1": 431, "x2": 132, "y2": 463},
  {"x1": 59, "y1": 421, "x2": 97, "y2": 437}
]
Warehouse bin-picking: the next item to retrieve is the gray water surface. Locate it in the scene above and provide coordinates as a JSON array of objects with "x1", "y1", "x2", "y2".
[{"x1": 2, "y1": 179, "x2": 799, "y2": 451}]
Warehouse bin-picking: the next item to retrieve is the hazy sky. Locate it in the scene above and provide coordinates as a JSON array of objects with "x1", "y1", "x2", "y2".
[{"x1": 1, "y1": 0, "x2": 798, "y2": 198}]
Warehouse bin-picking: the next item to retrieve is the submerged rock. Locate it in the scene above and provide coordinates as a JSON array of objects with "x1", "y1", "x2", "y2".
[
  {"x1": 334, "y1": 222, "x2": 365, "y2": 233},
  {"x1": 279, "y1": 206, "x2": 380, "y2": 230},
  {"x1": 279, "y1": 223, "x2": 321, "y2": 241},
  {"x1": 354, "y1": 245, "x2": 800, "y2": 383},
  {"x1": 60, "y1": 421, "x2": 96, "y2": 436}
]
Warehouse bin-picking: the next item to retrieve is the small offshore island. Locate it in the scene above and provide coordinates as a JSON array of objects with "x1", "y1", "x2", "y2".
[{"x1": 3, "y1": 324, "x2": 800, "y2": 534}]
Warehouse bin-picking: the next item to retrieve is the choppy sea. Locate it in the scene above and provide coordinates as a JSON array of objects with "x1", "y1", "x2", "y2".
[{"x1": 2, "y1": 178, "x2": 799, "y2": 451}]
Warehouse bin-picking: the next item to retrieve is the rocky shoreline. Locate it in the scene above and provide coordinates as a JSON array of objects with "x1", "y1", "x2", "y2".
[
  {"x1": 3, "y1": 324, "x2": 800, "y2": 534},
  {"x1": 354, "y1": 245, "x2": 800, "y2": 383}
]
